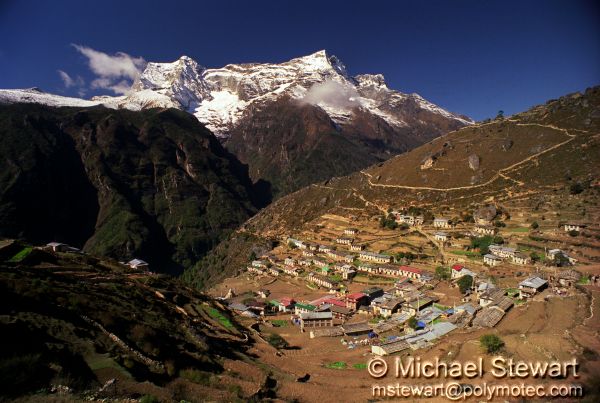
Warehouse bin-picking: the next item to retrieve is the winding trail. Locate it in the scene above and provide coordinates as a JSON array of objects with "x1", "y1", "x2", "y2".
[
  {"x1": 360, "y1": 123, "x2": 579, "y2": 192},
  {"x1": 583, "y1": 289, "x2": 596, "y2": 326}
]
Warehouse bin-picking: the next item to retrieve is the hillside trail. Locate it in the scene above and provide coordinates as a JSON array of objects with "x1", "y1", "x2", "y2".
[
  {"x1": 293, "y1": 122, "x2": 588, "y2": 266},
  {"x1": 359, "y1": 123, "x2": 580, "y2": 192},
  {"x1": 346, "y1": 187, "x2": 450, "y2": 259},
  {"x1": 583, "y1": 289, "x2": 596, "y2": 326}
]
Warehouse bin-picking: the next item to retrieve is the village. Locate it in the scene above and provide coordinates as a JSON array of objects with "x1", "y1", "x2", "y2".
[
  {"x1": 215, "y1": 205, "x2": 598, "y2": 359},
  {"x1": 33, "y1": 203, "x2": 600, "y2": 368},
  {"x1": 3, "y1": 197, "x2": 599, "y2": 401},
  {"x1": 41, "y1": 203, "x2": 597, "y2": 361}
]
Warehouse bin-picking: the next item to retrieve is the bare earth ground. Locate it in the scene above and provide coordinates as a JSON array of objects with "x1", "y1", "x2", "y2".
[
  {"x1": 211, "y1": 273, "x2": 600, "y2": 402},
  {"x1": 208, "y1": 201, "x2": 600, "y2": 402}
]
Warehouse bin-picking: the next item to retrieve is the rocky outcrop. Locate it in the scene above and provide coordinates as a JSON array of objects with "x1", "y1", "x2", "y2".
[
  {"x1": 0, "y1": 104, "x2": 262, "y2": 274},
  {"x1": 473, "y1": 205, "x2": 497, "y2": 224},
  {"x1": 468, "y1": 154, "x2": 480, "y2": 170}
]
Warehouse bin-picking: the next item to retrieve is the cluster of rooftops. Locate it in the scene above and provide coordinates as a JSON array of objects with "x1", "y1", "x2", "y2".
[
  {"x1": 45, "y1": 242, "x2": 150, "y2": 270},
  {"x1": 226, "y1": 274, "x2": 536, "y2": 356}
]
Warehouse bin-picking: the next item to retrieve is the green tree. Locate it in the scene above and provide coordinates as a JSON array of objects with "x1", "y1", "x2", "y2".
[
  {"x1": 569, "y1": 182, "x2": 584, "y2": 195},
  {"x1": 435, "y1": 266, "x2": 451, "y2": 280},
  {"x1": 480, "y1": 334, "x2": 504, "y2": 354},
  {"x1": 379, "y1": 216, "x2": 387, "y2": 228},
  {"x1": 530, "y1": 221, "x2": 539, "y2": 230},
  {"x1": 379, "y1": 215, "x2": 398, "y2": 230},
  {"x1": 408, "y1": 206, "x2": 423, "y2": 216},
  {"x1": 554, "y1": 252, "x2": 571, "y2": 267},
  {"x1": 423, "y1": 211, "x2": 434, "y2": 223},
  {"x1": 457, "y1": 275, "x2": 474, "y2": 294},
  {"x1": 496, "y1": 110, "x2": 504, "y2": 119},
  {"x1": 568, "y1": 230, "x2": 579, "y2": 237},
  {"x1": 407, "y1": 316, "x2": 418, "y2": 330},
  {"x1": 471, "y1": 235, "x2": 494, "y2": 255},
  {"x1": 267, "y1": 333, "x2": 289, "y2": 349}
]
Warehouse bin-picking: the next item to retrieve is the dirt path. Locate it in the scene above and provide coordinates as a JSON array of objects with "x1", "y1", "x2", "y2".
[
  {"x1": 282, "y1": 345, "x2": 348, "y2": 357},
  {"x1": 360, "y1": 123, "x2": 581, "y2": 192},
  {"x1": 583, "y1": 288, "x2": 596, "y2": 326},
  {"x1": 351, "y1": 188, "x2": 385, "y2": 212}
]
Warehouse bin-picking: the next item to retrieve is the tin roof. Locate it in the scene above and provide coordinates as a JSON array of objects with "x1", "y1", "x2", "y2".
[
  {"x1": 300, "y1": 311, "x2": 333, "y2": 320},
  {"x1": 519, "y1": 276, "x2": 548, "y2": 289},
  {"x1": 295, "y1": 303, "x2": 316, "y2": 311}
]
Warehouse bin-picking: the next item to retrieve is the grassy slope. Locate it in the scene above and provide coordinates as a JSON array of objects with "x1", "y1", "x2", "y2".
[
  {"x1": 185, "y1": 86, "x2": 600, "y2": 286},
  {"x1": 224, "y1": 97, "x2": 467, "y2": 199},
  {"x1": 245, "y1": 86, "x2": 600, "y2": 236},
  {"x1": 0, "y1": 104, "x2": 260, "y2": 274},
  {"x1": 0, "y1": 244, "x2": 271, "y2": 401}
]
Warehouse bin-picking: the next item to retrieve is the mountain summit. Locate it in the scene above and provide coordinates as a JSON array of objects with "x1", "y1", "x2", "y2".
[
  {"x1": 111, "y1": 51, "x2": 473, "y2": 196},
  {"x1": 102, "y1": 50, "x2": 472, "y2": 137},
  {"x1": 0, "y1": 50, "x2": 473, "y2": 198}
]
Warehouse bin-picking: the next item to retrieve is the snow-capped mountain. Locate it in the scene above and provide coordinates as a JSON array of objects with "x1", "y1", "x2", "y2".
[
  {"x1": 0, "y1": 88, "x2": 102, "y2": 108},
  {"x1": 0, "y1": 50, "x2": 473, "y2": 199},
  {"x1": 0, "y1": 50, "x2": 471, "y2": 138},
  {"x1": 102, "y1": 50, "x2": 472, "y2": 136}
]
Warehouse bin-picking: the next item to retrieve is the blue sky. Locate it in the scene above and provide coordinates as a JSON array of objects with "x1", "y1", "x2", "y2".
[{"x1": 0, "y1": 0, "x2": 598, "y2": 120}]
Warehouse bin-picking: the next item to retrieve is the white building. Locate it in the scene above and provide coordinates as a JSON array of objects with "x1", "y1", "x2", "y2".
[
  {"x1": 519, "y1": 276, "x2": 548, "y2": 298},
  {"x1": 483, "y1": 254, "x2": 501, "y2": 266},
  {"x1": 344, "y1": 228, "x2": 359, "y2": 236},
  {"x1": 473, "y1": 225, "x2": 496, "y2": 236},
  {"x1": 359, "y1": 251, "x2": 392, "y2": 263},
  {"x1": 564, "y1": 223, "x2": 586, "y2": 232},
  {"x1": 511, "y1": 253, "x2": 531, "y2": 265},
  {"x1": 127, "y1": 259, "x2": 149, "y2": 270},
  {"x1": 434, "y1": 232, "x2": 449, "y2": 242},
  {"x1": 251, "y1": 260, "x2": 267, "y2": 268},
  {"x1": 488, "y1": 245, "x2": 516, "y2": 258},
  {"x1": 451, "y1": 265, "x2": 476, "y2": 279},
  {"x1": 433, "y1": 218, "x2": 452, "y2": 228},
  {"x1": 336, "y1": 237, "x2": 353, "y2": 245},
  {"x1": 287, "y1": 238, "x2": 305, "y2": 249}
]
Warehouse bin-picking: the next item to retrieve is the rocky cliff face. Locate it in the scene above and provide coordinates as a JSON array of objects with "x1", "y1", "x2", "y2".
[
  {"x1": 120, "y1": 51, "x2": 472, "y2": 197},
  {"x1": 0, "y1": 50, "x2": 473, "y2": 198},
  {"x1": 182, "y1": 86, "x2": 600, "y2": 286},
  {"x1": 115, "y1": 50, "x2": 472, "y2": 137},
  {"x1": 0, "y1": 104, "x2": 262, "y2": 273}
]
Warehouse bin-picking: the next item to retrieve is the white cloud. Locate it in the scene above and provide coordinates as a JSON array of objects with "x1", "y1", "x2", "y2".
[
  {"x1": 302, "y1": 79, "x2": 361, "y2": 109},
  {"x1": 58, "y1": 70, "x2": 75, "y2": 87},
  {"x1": 72, "y1": 44, "x2": 146, "y2": 95},
  {"x1": 57, "y1": 69, "x2": 84, "y2": 88},
  {"x1": 90, "y1": 78, "x2": 131, "y2": 95}
]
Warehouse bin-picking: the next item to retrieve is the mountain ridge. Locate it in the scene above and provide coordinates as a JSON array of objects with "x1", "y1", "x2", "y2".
[
  {"x1": 0, "y1": 50, "x2": 473, "y2": 198},
  {"x1": 0, "y1": 103, "x2": 262, "y2": 274},
  {"x1": 0, "y1": 50, "x2": 472, "y2": 136},
  {"x1": 181, "y1": 86, "x2": 600, "y2": 287}
]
